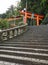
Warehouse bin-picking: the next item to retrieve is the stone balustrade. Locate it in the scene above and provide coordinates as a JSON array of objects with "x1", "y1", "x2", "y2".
[{"x1": 0, "y1": 24, "x2": 27, "y2": 41}]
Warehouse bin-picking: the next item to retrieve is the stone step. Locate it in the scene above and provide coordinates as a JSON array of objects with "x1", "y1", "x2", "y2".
[
  {"x1": 0, "y1": 49, "x2": 48, "y2": 60},
  {"x1": 0, "y1": 44, "x2": 48, "y2": 48},
  {"x1": 0, "y1": 43, "x2": 48, "y2": 45},
  {"x1": 0, "y1": 61, "x2": 23, "y2": 65},
  {"x1": 0, "y1": 45, "x2": 48, "y2": 49},
  {"x1": 0, "y1": 47, "x2": 48, "y2": 54},
  {"x1": 0, "y1": 46, "x2": 48, "y2": 51},
  {"x1": 3, "y1": 41, "x2": 48, "y2": 45},
  {"x1": 0, "y1": 54, "x2": 48, "y2": 65},
  {"x1": 8, "y1": 38, "x2": 48, "y2": 42}
]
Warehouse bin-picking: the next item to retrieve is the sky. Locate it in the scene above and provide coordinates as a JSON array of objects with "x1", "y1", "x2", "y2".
[{"x1": 0, "y1": 0, "x2": 20, "y2": 14}]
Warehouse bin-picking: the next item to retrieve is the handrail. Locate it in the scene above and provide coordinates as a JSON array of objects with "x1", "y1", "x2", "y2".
[{"x1": 0, "y1": 24, "x2": 28, "y2": 41}]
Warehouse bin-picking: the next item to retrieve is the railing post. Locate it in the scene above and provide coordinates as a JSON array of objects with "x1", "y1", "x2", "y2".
[
  {"x1": 16, "y1": 28, "x2": 18, "y2": 36},
  {"x1": 20, "y1": 28, "x2": 22, "y2": 34},
  {"x1": 0, "y1": 32, "x2": 2, "y2": 42},
  {"x1": 12, "y1": 29, "x2": 15, "y2": 37},
  {"x1": 7, "y1": 31, "x2": 10, "y2": 40}
]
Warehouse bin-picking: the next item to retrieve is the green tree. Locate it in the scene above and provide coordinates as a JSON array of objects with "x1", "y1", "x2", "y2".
[{"x1": 21, "y1": 0, "x2": 48, "y2": 15}]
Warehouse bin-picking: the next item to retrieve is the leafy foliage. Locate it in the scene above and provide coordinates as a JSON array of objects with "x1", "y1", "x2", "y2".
[
  {"x1": 0, "y1": 19, "x2": 9, "y2": 29},
  {"x1": 41, "y1": 14, "x2": 48, "y2": 24}
]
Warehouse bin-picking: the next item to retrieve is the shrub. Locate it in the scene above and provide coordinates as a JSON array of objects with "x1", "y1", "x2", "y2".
[
  {"x1": 41, "y1": 13, "x2": 48, "y2": 24},
  {"x1": 0, "y1": 19, "x2": 9, "y2": 29}
]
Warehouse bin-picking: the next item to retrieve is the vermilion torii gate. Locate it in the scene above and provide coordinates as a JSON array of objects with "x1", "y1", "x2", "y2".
[
  {"x1": 20, "y1": 11, "x2": 44, "y2": 26},
  {"x1": 6, "y1": 10, "x2": 44, "y2": 26}
]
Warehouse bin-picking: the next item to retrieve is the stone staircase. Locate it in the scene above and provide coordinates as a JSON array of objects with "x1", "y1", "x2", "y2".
[{"x1": 0, "y1": 25, "x2": 48, "y2": 65}]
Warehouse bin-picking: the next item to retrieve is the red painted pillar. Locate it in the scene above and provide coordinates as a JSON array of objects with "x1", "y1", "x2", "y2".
[
  {"x1": 37, "y1": 16, "x2": 39, "y2": 26},
  {"x1": 24, "y1": 12, "x2": 27, "y2": 24}
]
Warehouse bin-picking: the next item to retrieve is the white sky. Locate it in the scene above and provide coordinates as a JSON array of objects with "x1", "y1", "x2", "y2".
[{"x1": 0, "y1": 0, "x2": 20, "y2": 14}]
